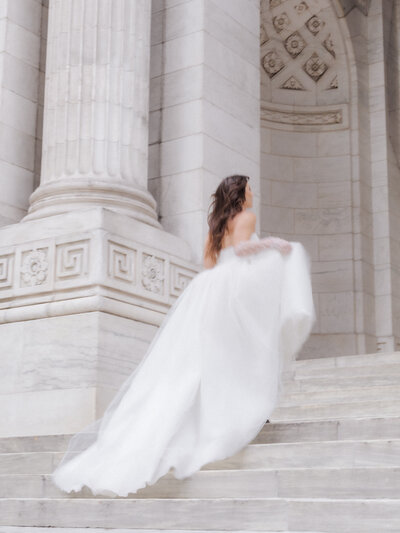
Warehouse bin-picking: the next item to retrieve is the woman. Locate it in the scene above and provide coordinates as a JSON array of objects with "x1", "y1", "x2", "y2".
[{"x1": 51, "y1": 174, "x2": 315, "y2": 497}]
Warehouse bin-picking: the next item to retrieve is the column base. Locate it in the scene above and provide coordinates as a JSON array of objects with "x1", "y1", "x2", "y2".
[{"x1": 22, "y1": 178, "x2": 162, "y2": 229}]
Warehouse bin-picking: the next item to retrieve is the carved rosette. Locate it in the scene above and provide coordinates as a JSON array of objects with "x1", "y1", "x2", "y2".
[
  {"x1": 141, "y1": 254, "x2": 165, "y2": 294},
  {"x1": 20, "y1": 250, "x2": 48, "y2": 287},
  {"x1": 294, "y1": 1, "x2": 309, "y2": 14},
  {"x1": 303, "y1": 52, "x2": 328, "y2": 82},
  {"x1": 306, "y1": 14, "x2": 325, "y2": 35},
  {"x1": 284, "y1": 31, "x2": 306, "y2": 58},
  {"x1": 273, "y1": 12, "x2": 290, "y2": 33},
  {"x1": 262, "y1": 49, "x2": 285, "y2": 78}
]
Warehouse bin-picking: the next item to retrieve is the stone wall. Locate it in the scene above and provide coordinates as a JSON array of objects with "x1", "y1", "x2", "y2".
[
  {"x1": 148, "y1": 0, "x2": 261, "y2": 265},
  {"x1": 0, "y1": 0, "x2": 45, "y2": 226}
]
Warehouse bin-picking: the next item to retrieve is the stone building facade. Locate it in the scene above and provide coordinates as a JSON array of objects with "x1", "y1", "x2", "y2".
[{"x1": 0, "y1": 0, "x2": 398, "y2": 437}]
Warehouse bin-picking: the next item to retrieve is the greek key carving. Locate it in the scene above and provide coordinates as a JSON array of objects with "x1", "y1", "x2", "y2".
[
  {"x1": 170, "y1": 264, "x2": 196, "y2": 297},
  {"x1": 0, "y1": 253, "x2": 14, "y2": 289},
  {"x1": 56, "y1": 241, "x2": 89, "y2": 279},
  {"x1": 108, "y1": 241, "x2": 136, "y2": 283}
]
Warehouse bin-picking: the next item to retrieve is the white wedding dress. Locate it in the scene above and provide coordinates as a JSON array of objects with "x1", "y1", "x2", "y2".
[{"x1": 51, "y1": 232, "x2": 316, "y2": 497}]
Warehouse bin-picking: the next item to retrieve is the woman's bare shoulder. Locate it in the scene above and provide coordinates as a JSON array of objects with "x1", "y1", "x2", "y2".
[
  {"x1": 226, "y1": 210, "x2": 256, "y2": 244},
  {"x1": 231, "y1": 210, "x2": 256, "y2": 231}
]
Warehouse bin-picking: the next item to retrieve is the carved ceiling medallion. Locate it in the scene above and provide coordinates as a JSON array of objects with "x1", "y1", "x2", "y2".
[
  {"x1": 280, "y1": 76, "x2": 305, "y2": 90},
  {"x1": 306, "y1": 14, "x2": 325, "y2": 35},
  {"x1": 328, "y1": 75, "x2": 339, "y2": 89},
  {"x1": 260, "y1": 23, "x2": 269, "y2": 45},
  {"x1": 323, "y1": 33, "x2": 336, "y2": 57},
  {"x1": 303, "y1": 52, "x2": 328, "y2": 81},
  {"x1": 294, "y1": 1, "x2": 309, "y2": 14},
  {"x1": 260, "y1": 0, "x2": 347, "y2": 104},
  {"x1": 270, "y1": 0, "x2": 284, "y2": 8},
  {"x1": 273, "y1": 12, "x2": 291, "y2": 33},
  {"x1": 262, "y1": 49, "x2": 286, "y2": 78},
  {"x1": 284, "y1": 31, "x2": 306, "y2": 58}
]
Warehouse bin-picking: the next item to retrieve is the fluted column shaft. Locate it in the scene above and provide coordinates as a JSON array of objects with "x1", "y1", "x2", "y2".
[{"x1": 25, "y1": 0, "x2": 160, "y2": 227}]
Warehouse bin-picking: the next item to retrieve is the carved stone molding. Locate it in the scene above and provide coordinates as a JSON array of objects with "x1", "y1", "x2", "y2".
[
  {"x1": 0, "y1": 233, "x2": 199, "y2": 323},
  {"x1": 261, "y1": 101, "x2": 348, "y2": 131}
]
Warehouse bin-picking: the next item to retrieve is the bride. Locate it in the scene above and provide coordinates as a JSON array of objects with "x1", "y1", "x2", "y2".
[{"x1": 51, "y1": 174, "x2": 316, "y2": 497}]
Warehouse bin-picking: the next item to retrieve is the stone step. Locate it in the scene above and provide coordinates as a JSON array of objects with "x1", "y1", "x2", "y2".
[
  {"x1": 0, "y1": 434, "x2": 72, "y2": 454},
  {"x1": 293, "y1": 351, "x2": 400, "y2": 372},
  {"x1": 1, "y1": 437, "x2": 399, "y2": 476},
  {"x1": 1, "y1": 416, "x2": 399, "y2": 455},
  {"x1": 1, "y1": 497, "x2": 399, "y2": 531},
  {"x1": 206, "y1": 439, "x2": 400, "y2": 469},
  {"x1": 1, "y1": 466, "x2": 399, "y2": 500},
  {"x1": 248, "y1": 416, "x2": 400, "y2": 443},
  {"x1": 0, "y1": 528, "x2": 330, "y2": 533},
  {"x1": 271, "y1": 399, "x2": 400, "y2": 421},
  {"x1": 290, "y1": 353, "x2": 400, "y2": 380},
  {"x1": 292, "y1": 362, "x2": 400, "y2": 380},
  {"x1": 279, "y1": 384, "x2": 400, "y2": 406},
  {"x1": 282, "y1": 373, "x2": 400, "y2": 393}
]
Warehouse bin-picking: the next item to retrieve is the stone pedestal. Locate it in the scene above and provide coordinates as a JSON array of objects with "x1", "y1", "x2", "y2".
[{"x1": 0, "y1": 207, "x2": 197, "y2": 437}]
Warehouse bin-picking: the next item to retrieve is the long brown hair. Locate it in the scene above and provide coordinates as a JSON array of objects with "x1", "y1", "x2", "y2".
[{"x1": 206, "y1": 174, "x2": 250, "y2": 263}]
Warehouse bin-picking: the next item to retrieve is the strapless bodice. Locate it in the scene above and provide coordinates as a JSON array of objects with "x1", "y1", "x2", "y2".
[{"x1": 217, "y1": 232, "x2": 259, "y2": 264}]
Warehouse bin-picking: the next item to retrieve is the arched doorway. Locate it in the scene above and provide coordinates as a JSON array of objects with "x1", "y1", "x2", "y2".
[{"x1": 260, "y1": 0, "x2": 363, "y2": 359}]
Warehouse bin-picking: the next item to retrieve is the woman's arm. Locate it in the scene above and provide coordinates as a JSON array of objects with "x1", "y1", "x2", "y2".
[{"x1": 234, "y1": 236, "x2": 292, "y2": 257}]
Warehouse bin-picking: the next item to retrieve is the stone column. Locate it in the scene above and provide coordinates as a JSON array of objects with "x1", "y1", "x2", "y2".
[{"x1": 23, "y1": 0, "x2": 160, "y2": 228}]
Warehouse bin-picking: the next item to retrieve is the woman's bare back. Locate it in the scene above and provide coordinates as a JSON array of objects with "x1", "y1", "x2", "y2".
[{"x1": 220, "y1": 210, "x2": 256, "y2": 250}]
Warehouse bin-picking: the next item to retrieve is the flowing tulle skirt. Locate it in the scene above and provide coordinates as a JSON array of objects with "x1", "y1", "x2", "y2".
[{"x1": 51, "y1": 236, "x2": 316, "y2": 497}]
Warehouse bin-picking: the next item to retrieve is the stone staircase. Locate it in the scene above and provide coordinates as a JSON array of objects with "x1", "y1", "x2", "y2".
[{"x1": 1, "y1": 351, "x2": 400, "y2": 532}]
